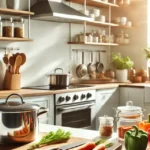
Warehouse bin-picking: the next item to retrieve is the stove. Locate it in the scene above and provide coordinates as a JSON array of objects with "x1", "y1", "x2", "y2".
[{"x1": 25, "y1": 85, "x2": 96, "y2": 130}]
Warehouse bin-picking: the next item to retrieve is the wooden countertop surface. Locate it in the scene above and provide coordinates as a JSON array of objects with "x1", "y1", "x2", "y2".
[{"x1": 0, "y1": 83, "x2": 150, "y2": 99}]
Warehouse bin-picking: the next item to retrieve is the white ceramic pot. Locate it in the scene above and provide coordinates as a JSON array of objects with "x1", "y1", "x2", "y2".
[
  {"x1": 6, "y1": 0, "x2": 20, "y2": 10},
  {"x1": 116, "y1": 69, "x2": 128, "y2": 82}
]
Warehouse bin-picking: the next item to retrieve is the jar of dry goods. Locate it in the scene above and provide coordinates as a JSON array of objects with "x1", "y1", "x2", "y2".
[
  {"x1": 0, "y1": 16, "x2": 2, "y2": 37},
  {"x1": 2, "y1": 17, "x2": 14, "y2": 37},
  {"x1": 14, "y1": 18, "x2": 24, "y2": 38},
  {"x1": 99, "y1": 115, "x2": 114, "y2": 137}
]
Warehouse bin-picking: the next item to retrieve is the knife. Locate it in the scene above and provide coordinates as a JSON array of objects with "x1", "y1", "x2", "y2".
[{"x1": 48, "y1": 139, "x2": 88, "y2": 150}]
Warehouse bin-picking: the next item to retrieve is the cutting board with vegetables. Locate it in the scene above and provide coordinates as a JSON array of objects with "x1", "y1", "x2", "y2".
[{"x1": 0, "y1": 132, "x2": 87, "y2": 150}]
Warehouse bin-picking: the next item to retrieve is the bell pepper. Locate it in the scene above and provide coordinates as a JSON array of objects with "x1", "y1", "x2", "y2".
[
  {"x1": 125, "y1": 126, "x2": 148, "y2": 150},
  {"x1": 138, "y1": 114, "x2": 150, "y2": 132}
]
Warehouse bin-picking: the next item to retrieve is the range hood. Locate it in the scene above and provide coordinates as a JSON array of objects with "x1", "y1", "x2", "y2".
[{"x1": 31, "y1": 0, "x2": 92, "y2": 23}]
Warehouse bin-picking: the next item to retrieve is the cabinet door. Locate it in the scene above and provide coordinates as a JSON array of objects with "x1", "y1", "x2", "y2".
[
  {"x1": 119, "y1": 87, "x2": 144, "y2": 107},
  {"x1": 96, "y1": 88, "x2": 119, "y2": 130}
]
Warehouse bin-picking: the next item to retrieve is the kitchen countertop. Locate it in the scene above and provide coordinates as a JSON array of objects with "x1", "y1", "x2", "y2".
[
  {"x1": 39, "y1": 124, "x2": 125, "y2": 150},
  {"x1": 0, "y1": 83, "x2": 150, "y2": 99}
]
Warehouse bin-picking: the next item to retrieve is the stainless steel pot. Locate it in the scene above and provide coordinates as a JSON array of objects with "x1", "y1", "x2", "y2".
[
  {"x1": 0, "y1": 93, "x2": 48, "y2": 144},
  {"x1": 48, "y1": 68, "x2": 71, "y2": 87}
]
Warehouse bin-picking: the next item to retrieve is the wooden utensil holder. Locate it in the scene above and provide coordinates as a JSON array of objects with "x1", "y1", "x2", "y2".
[{"x1": 3, "y1": 71, "x2": 21, "y2": 90}]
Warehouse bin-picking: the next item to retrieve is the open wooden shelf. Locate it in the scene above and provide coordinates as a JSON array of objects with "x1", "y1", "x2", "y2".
[
  {"x1": 67, "y1": 0, "x2": 119, "y2": 8},
  {"x1": 0, "y1": 37, "x2": 33, "y2": 42},
  {"x1": 68, "y1": 42, "x2": 119, "y2": 46},
  {"x1": 0, "y1": 8, "x2": 34, "y2": 16},
  {"x1": 76, "y1": 21, "x2": 119, "y2": 27},
  {"x1": 114, "y1": 25, "x2": 134, "y2": 28}
]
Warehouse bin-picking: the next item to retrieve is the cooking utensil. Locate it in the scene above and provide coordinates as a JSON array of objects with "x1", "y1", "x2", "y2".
[
  {"x1": 87, "y1": 52, "x2": 96, "y2": 75},
  {"x1": 9, "y1": 56, "x2": 15, "y2": 73},
  {"x1": 48, "y1": 140, "x2": 88, "y2": 150},
  {"x1": 76, "y1": 50, "x2": 82, "y2": 78},
  {"x1": 0, "y1": 93, "x2": 48, "y2": 144},
  {"x1": 16, "y1": 53, "x2": 26, "y2": 74},
  {"x1": 96, "y1": 52, "x2": 104, "y2": 73},
  {"x1": 3, "y1": 56, "x2": 9, "y2": 68},
  {"x1": 47, "y1": 68, "x2": 71, "y2": 87},
  {"x1": 13, "y1": 55, "x2": 22, "y2": 74},
  {"x1": 76, "y1": 52, "x2": 87, "y2": 78}
]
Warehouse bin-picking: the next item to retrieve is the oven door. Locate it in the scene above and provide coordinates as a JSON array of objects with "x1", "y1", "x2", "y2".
[{"x1": 55, "y1": 101, "x2": 96, "y2": 130}]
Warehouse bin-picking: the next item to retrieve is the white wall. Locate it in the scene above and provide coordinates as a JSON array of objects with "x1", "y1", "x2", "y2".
[{"x1": 0, "y1": 0, "x2": 147, "y2": 88}]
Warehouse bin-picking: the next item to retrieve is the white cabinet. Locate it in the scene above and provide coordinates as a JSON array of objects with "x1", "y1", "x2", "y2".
[
  {"x1": 96, "y1": 88, "x2": 119, "y2": 130},
  {"x1": 119, "y1": 87, "x2": 144, "y2": 107}
]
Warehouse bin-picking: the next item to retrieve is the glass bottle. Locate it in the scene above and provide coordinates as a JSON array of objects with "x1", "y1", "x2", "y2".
[
  {"x1": 0, "y1": 16, "x2": 2, "y2": 37},
  {"x1": 14, "y1": 18, "x2": 25, "y2": 38},
  {"x1": 2, "y1": 17, "x2": 14, "y2": 37},
  {"x1": 99, "y1": 115, "x2": 114, "y2": 137},
  {"x1": 102, "y1": 30, "x2": 107, "y2": 43}
]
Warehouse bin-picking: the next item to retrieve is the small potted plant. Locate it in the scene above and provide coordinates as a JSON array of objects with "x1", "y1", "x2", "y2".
[{"x1": 112, "y1": 53, "x2": 134, "y2": 82}]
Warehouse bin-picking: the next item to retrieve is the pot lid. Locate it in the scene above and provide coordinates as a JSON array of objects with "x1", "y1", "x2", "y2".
[
  {"x1": 117, "y1": 101, "x2": 142, "y2": 112},
  {"x1": 0, "y1": 94, "x2": 40, "y2": 112},
  {"x1": 48, "y1": 68, "x2": 71, "y2": 76}
]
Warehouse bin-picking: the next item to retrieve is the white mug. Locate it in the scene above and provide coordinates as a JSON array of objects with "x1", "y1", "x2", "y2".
[
  {"x1": 89, "y1": 13, "x2": 95, "y2": 20},
  {"x1": 99, "y1": 15, "x2": 106, "y2": 22},
  {"x1": 91, "y1": 9, "x2": 100, "y2": 17},
  {"x1": 120, "y1": 17, "x2": 127, "y2": 25},
  {"x1": 127, "y1": 21, "x2": 132, "y2": 27}
]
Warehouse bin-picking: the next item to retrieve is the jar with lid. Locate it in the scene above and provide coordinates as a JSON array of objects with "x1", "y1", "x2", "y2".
[
  {"x1": 0, "y1": 16, "x2": 2, "y2": 37},
  {"x1": 99, "y1": 115, "x2": 114, "y2": 137},
  {"x1": 115, "y1": 101, "x2": 143, "y2": 141},
  {"x1": 14, "y1": 18, "x2": 24, "y2": 38},
  {"x1": 2, "y1": 17, "x2": 14, "y2": 37}
]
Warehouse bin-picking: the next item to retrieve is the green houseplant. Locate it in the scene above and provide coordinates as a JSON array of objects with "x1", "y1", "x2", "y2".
[{"x1": 112, "y1": 53, "x2": 134, "y2": 82}]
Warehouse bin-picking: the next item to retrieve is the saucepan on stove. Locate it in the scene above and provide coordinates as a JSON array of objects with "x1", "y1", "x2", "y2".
[
  {"x1": 0, "y1": 93, "x2": 48, "y2": 144},
  {"x1": 47, "y1": 68, "x2": 71, "y2": 88}
]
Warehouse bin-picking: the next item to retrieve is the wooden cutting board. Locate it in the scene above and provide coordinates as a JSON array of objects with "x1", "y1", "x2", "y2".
[{"x1": 0, "y1": 132, "x2": 87, "y2": 150}]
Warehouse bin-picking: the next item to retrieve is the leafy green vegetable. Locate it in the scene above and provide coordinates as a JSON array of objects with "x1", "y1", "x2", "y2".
[
  {"x1": 143, "y1": 47, "x2": 150, "y2": 59},
  {"x1": 28, "y1": 129, "x2": 71, "y2": 150},
  {"x1": 112, "y1": 53, "x2": 134, "y2": 69}
]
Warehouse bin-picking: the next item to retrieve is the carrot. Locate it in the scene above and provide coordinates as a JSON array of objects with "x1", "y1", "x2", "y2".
[
  {"x1": 73, "y1": 142, "x2": 96, "y2": 150},
  {"x1": 93, "y1": 143, "x2": 105, "y2": 150},
  {"x1": 93, "y1": 142, "x2": 114, "y2": 150}
]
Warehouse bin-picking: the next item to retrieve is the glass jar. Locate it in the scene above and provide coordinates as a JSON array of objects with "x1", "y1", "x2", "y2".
[
  {"x1": 0, "y1": 16, "x2": 2, "y2": 37},
  {"x1": 2, "y1": 17, "x2": 14, "y2": 37},
  {"x1": 99, "y1": 116, "x2": 114, "y2": 137},
  {"x1": 115, "y1": 101, "x2": 143, "y2": 141},
  {"x1": 14, "y1": 18, "x2": 24, "y2": 38}
]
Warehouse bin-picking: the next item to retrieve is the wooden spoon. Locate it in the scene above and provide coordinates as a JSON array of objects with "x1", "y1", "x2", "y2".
[
  {"x1": 9, "y1": 56, "x2": 15, "y2": 73},
  {"x1": 14, "y1": 55, "x2": 22, "y2": 74},
  {"x1": 16, "y1": 53, "x2": 26, "y2": 74},
  {"x1": 3, "y1": 56, "x2": 9, "y2": 68}
]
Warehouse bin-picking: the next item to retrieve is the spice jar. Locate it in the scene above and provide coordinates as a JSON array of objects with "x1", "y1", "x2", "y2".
[
  {"x1": 99, "y1": 115, "x2": 114, "y2": 137},
  {"x1": 14, "y1": 18, "x2": 24, "y2": 38},
  {"x1": 0, "y1": 16, "x2": 2, "y2": 37},
  {"x1": 115, "y1": 101, "x2": 143, "y2": 141},
  {"x1": 2, "y1": 17, "x2": 14, "y2": 37}
]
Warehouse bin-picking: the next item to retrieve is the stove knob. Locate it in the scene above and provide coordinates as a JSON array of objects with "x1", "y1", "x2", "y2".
[
  {"x1": 73, "y1": 95, "x2": 79, "y2": 101},
  {"x1": 87, "y1": 93, "x2": 92, "y2": 98},
  {"x1": 58, "y1": 97, "x2": 65, "y2": 103},
  {"x1": 66, "y1": 96, "x2": 71, "y2": 102},
  {"x1": 81, "y1": 94, "x2": 86, "y2": 100}
]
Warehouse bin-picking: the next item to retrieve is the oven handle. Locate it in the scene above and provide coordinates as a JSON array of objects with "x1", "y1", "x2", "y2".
[{"x1": 57, "y1": 102, "x2": 95, "y2": 113}]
